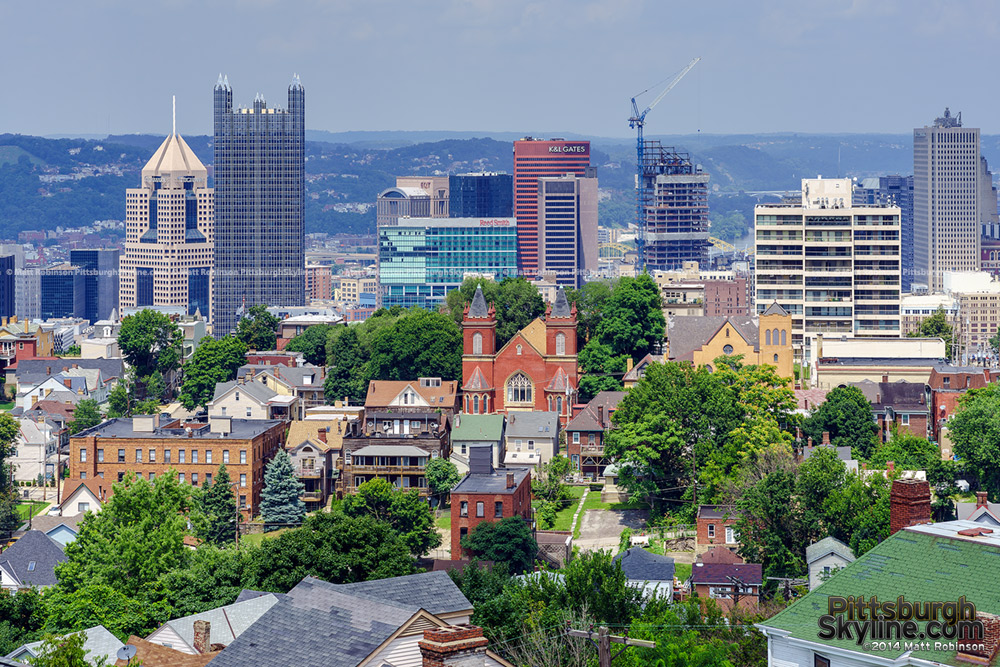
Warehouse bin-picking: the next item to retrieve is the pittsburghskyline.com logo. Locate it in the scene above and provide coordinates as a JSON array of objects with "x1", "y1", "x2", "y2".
[{"x1": 818, "y1": 596, "x2": 986, "y2": 651}]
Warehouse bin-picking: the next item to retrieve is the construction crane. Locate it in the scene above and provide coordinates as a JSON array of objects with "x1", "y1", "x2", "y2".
[{"x1": 629, "y1": 57, "x2": 700, "y2": 270}]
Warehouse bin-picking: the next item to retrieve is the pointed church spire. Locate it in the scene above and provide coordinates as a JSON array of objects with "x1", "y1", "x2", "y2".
[
  {"x1": 551, "y1": 287, "x2": 571, "y2": 318},
  {"x1": 468, "y1": 285, "x2": 489, "y2": 318}
]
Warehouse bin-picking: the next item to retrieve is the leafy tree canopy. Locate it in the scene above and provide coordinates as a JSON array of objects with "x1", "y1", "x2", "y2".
[
  {"x1": 201, "y1": 465, "x2": 238, "y2": 546},
  {"x1": 342, "y1": 478, "x2": 441, "y2": 557},
  {"x1": 324, "y1": 326, "x2": 368, "y2": 405},
  {"x1": 566, "y1": 280, "x2": 613, "y2": 347},
  {"x1": 235, "y1": 304, "x2": 281, "y2": 351},
  {"x1": 284, "y1": 324, "x2": 335, "y2": 366},
  {"x1": 444, "y1": 277, "x2": 545, "y2": 348},
  {"x1": 179, "y1": 336, "x2": 249, "y2": 410},
  {"x1": 0, "y1": 413, "x2": 28, "y2": 537},
  {"x1": 117, "y1": 309, "x2": 183, "y2": 379},
  {"x1": 577, "y1": 339, "x2": 628, "y2": 402},
  {"x1": 802, "y1": 386, "x2": 879, "y2": 460},
  {"x1": 908, "y1": 307, "x2": 954, "y2": 359},
  {"x1": 950, "y1": 383, "x2": 1000, "y2": 499},
  {"x1": 67, "y1": 399, "x2": 102, "y2": 435},
  {"x1": 424, "y1": 457, "x2": 460, "y2": 497},
  {"x1": 367, "y1": 308, "x2": 462, "y2": 381},
  {"x1": 460, "y1": 516, "x2": 537, "y2": 574},
  {"x1": 595, "y1": 273, "x2": 665, "y2": 362}
]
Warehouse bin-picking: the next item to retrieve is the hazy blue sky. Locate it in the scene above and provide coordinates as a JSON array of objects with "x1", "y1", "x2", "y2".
[{"x1": 2, "y1": 0, "x2": 996, "y2": 138}]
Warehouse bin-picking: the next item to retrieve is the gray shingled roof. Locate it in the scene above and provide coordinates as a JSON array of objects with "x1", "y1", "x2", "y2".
[
  {"x1": 5, "y1": 625, "x2": 121, "y2": 664},
  {"x1": 566, "y1": 391, "x2": 625, "y2": 432},
  {"x1": 690, "y1": 562, "x2": 763, "y2": 586},
  {"x1": 505, "y1": 411, "x2": 558, "y2": 439},
  {"x1": 452, "y1": 467, "x2": 530, "y2": 495},
  {"x1": 0, "y1": 530, "x2": 66, "y2": 588},
  {"x1": 153, "y1": 594, "x2": 280, "y2": 651},
  {"x1": 551, "y1": 287, "x2": 571, "y2": 318},
  {"x1": 805, "y1": 536, "x2": 856, "y2": 565},
  {"x1": 212, "y1": 379, "x2": 278, "y2": 403},
  {"x1": 16, "y1": 358, "x2": 124, "y2": 387},
  {"x1": 468, "y1": 285, "x2": 489, "y2": 318},
  {"x1": 762, "y1": 301, "x2": 789, "y2": 316},
  {"x1": 852, "y1": 380, "x2": 929, "y2": 413},
  {"x1": 237, "y1": 364, "x2": 323, "y2": 389},
  {"x1": 668, "y1": 316, "x2": 757, "y2": 362},
  {"x1": 74, "y1": 417, "x2": 282, "y2": 440},
  {"x1": 351, "y1": 444, "x2": 430, "y2": 457},
  {"x1": 613, "y1": 547, "x2": 675, "y2": 582}
]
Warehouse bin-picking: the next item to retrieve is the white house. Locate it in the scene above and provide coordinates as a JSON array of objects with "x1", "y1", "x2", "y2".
[
  {"x1": 805, "y1": 536, "x2": 855, "y2": 591},
  {"x1": 9, "y1": 418, "x2": 59, "y2": 483}
]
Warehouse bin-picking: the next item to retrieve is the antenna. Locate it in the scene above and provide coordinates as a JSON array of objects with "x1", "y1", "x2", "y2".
[
  {"x1": 117, "y1": 645, "x2": 137, "y2": 665},
  {"x1": 172, "y1": 95, "x2": 176, "y2": 136}
]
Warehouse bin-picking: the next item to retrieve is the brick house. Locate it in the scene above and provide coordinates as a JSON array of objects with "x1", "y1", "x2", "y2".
[
  {"x1": 450, "y1": 446, "x2": 531, "y2": 560},
  {"x1": 285, "y1": 419, "x2": 345, "y2": 512},
  {"x1": 565, "y1": 391, "x2": 625, "y2": 477},
  {"x1": 364, "y1": 377, "x2": 460, "y2": 421},
  {"x1": 69, "y1": 414, "x2": 286, "y2": 520},
  {"x1": 695, "y1": 505, "x2": 740, "y2": 555},
  {"x1": 927, "y1": 365, "x2": 999, "y2": 452},
  {"x1": 244, "y1": 351, "x2": 305, "y2": 367},
  {"x1": 690, "y1": 562, "x2": 762, "y2": 613},
  {"x1": 460, "y1": 285, "x2": 578, "y2": 425},
  {"x1": 853, "y1": 380, "x2": 930, "y2": 441}
]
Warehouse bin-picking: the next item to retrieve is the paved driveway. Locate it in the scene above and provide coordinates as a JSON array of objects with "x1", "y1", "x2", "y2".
[{"x1": 575, "y1": 508, "x2": 649, "y2": 552}]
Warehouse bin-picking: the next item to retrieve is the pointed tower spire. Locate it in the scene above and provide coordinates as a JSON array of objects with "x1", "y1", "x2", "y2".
[
  {"x1": 172, "y1": 95, "x2": 176, "y2": 137},
  {"x1": 223, "y1": 74, "x2": 229, "y2": 89},
  {"x1": 216, "y1": 73, "x2": 224, "y2": 88},
  {"x1": 551, "y1": 287, "x2": 571, "y2": 318},
  {"x1": 468, "y1": 285, "x2": 489, "y2": 318}
]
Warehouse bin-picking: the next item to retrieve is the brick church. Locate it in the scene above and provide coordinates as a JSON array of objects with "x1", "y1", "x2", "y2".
[{"x1": 461, "y1": 285, "x2": 579, "y2": 425}]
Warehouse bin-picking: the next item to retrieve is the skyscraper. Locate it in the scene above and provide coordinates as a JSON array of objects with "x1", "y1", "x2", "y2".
[
  {"x1": 513, "y1": 139, "x2": 591, "y2": 277},
  {"x1": 537, "y1": 170, "x2": 598, "y2": 288},
  {"x1": 0, "y1": 255, "x2": 14, "y2": 320},
  {"x1": 449, "y1": 173, "x2": 513, "y2": 218},
  {"x1": 71, "y1": 249, "x2": 119, "y2": 323},
  {"x1": 212, "y1": 75, "x2": 305, "y2": 336},
  {"x1": 120, "y1": 122, "x2": 214, "y2": 317},
  {"x1": 913, "y1": 108, "x2": 980, "y2": 291},
  {"x1": 853, "y1": 175, "x2": 914, "y2": 292},
  {"x1": 639, "y1": 142, "x2": 709, "y2": 272}
]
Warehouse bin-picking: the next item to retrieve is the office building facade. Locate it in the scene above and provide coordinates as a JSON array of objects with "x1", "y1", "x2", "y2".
[
  {"x1": 379, "y1": 217, "x2": 517, "y2": 309},
  {"x1": 449, "y1": 173, "x2": 513, "y2": 218},
  {"x1": 39, "y1": 264, "x2": 85, "y2": 320},
  {"x1": 376, "y1": 176, "x2": 449, "y2": 229},
  {"x1": 537, "y1": 172, "x2": 598, "y2": 288},
  {"x1": 513, "y1": 138, "x2": 591, "y2": 277},
  {"x1": 121, "y1": 129, "x2": 214, "y2": 318},
  {"x1": 754, "y1": 177, "x2": 902, "y2": 361},
  {"x1": 0, "y1": 255, "x2": 13, "y2": 320},
  {"x1": 0, "y1": 244, "x2": 39, "y2": 321},
  {"x1": 213, "y1": 75, "x2": 305, "y2": 336},
  {"x1": 913, "y1": 109, "x2": 980, "y2": 291},
  {"x1": 70, "y1": 249, "x2": 120, "y2": 323},
  {"x1": 639, "y1": 143, "x2": 710, "y2": 272}
]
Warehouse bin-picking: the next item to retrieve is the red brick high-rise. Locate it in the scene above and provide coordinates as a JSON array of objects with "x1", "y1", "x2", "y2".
[{"x1": 513, "y1": 138, "x2": 590, "y2": 276}]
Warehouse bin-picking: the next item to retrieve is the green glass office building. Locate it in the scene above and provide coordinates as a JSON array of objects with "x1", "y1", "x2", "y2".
[{"x1": 379, "y1": 217, "x2": 518, "y2": 309}]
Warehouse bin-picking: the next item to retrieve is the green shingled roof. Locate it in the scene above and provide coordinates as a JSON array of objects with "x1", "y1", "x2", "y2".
[
  {"x1": 759, "y1": 526, "x2": 1000, "y2": 664},
  {"x1": 450, "y1": 414, "x2": 505, "y2": 442}
]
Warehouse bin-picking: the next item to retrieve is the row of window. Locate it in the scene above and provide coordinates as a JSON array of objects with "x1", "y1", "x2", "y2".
[
  {"x1": 459, "y1": 500, "x2": 504, "y2": 518},
  {"x1": 80, "y1": 448, "x2": 248, "y2": 465}
]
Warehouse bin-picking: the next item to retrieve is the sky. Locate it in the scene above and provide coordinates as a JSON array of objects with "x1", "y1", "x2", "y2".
[{"x1": 2, "y1": 0, "x2": 998, "y2": 138}]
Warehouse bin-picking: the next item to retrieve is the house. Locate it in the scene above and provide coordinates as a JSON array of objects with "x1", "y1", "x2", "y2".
[
  {"x1": 16, "y1": 399, "x2": 78, "y2": 431},
  {"x1": 0, "y1": 530, "x2": 67, "y2": 591},
  {"x1": 450, "y1": 446, "x2": 532, "y2": 560},
  {"x1": 927, "y1": 364, "x2": 999, "y2": 456},
  {"x1": 9, "y1": 417, "x2": 61, "y2": 483},
  {"x1": 285, "y1": 420, "x2": 344, "y2": 511},
  {"x1": 695, "y1": 505, "x2": 740, "y2": 555},
  {"x1": 12, "y1": 358, "x2": 123, "y2": 398},
  {"x1": 667, "y1": 302, "x2": 794, "y2": 379},
  {"x1": 450, "y1": 413, "x2": 505, "y2": 474},
  {"x1": 957, "y1": 491, "x2": 1000, "y2": 526},
  {"x1": 503, "y1": 411, "x2": 559, "y2": 469},
  {"x1": 17, "y1": 369, "x2": 111, "y2": 410},
  {"x1": 17, "y1": 514, "x2": 84, "y2": 547},
  {"x1": 698, "y1": 546, "x2": 744, "y2": 565},
  {"x1": 364, "y1": 377, "x2": 461, "y2": 420},
  {"x1": 206, "y1": 572, "x2": 513, "y2": 667},
  {"x1": 805, "y1": 536, "x2": 855, "y2": 591},
  {"x1": 59, "y1": 478, "x2": 111, "y2": 516},
  {"x1": 690, "y1": 562, "x2": 763, "y2": 613},
  {"x1": 145, "y1": 593, "x2": 282, "y2": 654},
  {"x1": 622, "y1": 353, "x2": 664, "y2": 389},
  {"x1": 115, "y1": 636, "x2": 219, "y2": 667},
  {"x1": 566, "y1": 391, "x2": 625, "y2": 477},
  {"x1": 207, "y1": 377, "x2": 299, "y2": 421},
  {"x1": 612, "y1": 547, "x2": 675, "y2": 600},
  {"x1": 237, "y1": 364, "x2": 326, "y2": 420},
  {"x1": 853, "y1": 379, "x2": 931, "y2": 441},
  {"x1": 799, "y1": 434, "x2": 858, "y2": 473},
  {"x1": 0, "y1": 317, "x2": 55, "y2": 375},
  {"x1": 4, "y1": 625, "x2": 120, "y2": 665},
  {"x1": 245, "y1": 350, "x2": 305, "y2": 367},
  {"x1": 461, "y1": 285, "x2": 579, "y2": 425}
]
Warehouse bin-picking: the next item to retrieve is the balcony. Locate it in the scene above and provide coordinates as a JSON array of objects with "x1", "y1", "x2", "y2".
[
  {"x1": 300, "y1": 490, "x2": 324, "y2": 502},
  {"x1": 350, "y1": 464, "x2": 426, "y2": 475},
  {"x1": 295, "y1": 466, "x2": 323, "y2": 478},
  {"x1": 580, "y1": 445, "x2": 605, "y2": 456}
]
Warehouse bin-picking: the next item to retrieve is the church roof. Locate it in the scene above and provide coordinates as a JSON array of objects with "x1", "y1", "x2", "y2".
[
  {"x1": 551, "y1": 287, "x2": 571, "y2": 318},
  {"x1": 462, "y1": 366, "x2": 493, "y2": 391},
  {"x1": 545, "y1": 367, "x2": 573, "y2": 392},
  {"x1": 762, "y1": 301, "x2": 789, "y2": 317},
  {"x1": 468, "y1": 285, "x2": 490, "y2": 318},
  {"x1": 142, "y1": 133, "x2": 207, "y2": 179}
]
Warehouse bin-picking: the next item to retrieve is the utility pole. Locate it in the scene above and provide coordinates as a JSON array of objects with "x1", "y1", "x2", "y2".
[{"x1": 567, "y1": 625, "x2": 656, "y2": 666}]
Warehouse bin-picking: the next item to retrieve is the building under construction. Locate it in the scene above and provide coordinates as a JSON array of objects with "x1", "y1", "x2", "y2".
[{"x1": 638, "y1": 141, "x2": 710, "y2": 271}]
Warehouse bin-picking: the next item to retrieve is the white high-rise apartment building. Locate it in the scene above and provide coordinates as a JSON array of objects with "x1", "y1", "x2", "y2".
[
  {"x1": 913, "y1": 108, "x2": 981, "y2": 292},
  {"x1": 754, "y1": 177, "x2": 902, "y2": 362}
]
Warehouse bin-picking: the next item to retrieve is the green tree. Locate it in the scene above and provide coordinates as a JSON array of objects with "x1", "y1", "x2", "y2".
[
  {"x1": 424, "y1": 457, "x2": 460, "y2": 499},
  {"x1": 990, "y1": 331, "x2": 1000, "y2": 355},
  {"x1": 460, "y1": 517, "x2": 537, "y2": 574},
  {"x1": 595, "y1": 273, "x2": 665, "y2": 362},
  {"x1": 55, "y1": 472, "x2": 197, "y2": 598},
  {"x1": 445, "y1": 278, "x2": 545, "y2": 348},
  {"x1": 802, "y1": 386, "x2": 879, "y2": 460},
  {"x1": 710, "y1": 210, "x2": 749, "y2": 243},
  {"x1": 949, "y1": 383, "x2": 1000, "y2": 498},
  {"x1": 179, "y1": 336, "x2": 249, "y2": 410},
  {"x1": 366, "y1": 308, "x2": 462, "y2": 381},
  {"x1": 201, "y1": 465, "x2": 238, "y2": 546},
  {"x1": 105, "y1": 382, "x2": 129, "y2": 419},
  {"x1": 43, "y1": 585, "x2": 170, "y2": 643},
  {"x1": 908, "y1": 307, "x2": 954, "y2": 359},
  {"x1": 736, "y1": 466, "x2": 806, "y2": 581},
  {"x1": 566, "y1": 280, "x2": 613, "y2": 347},
  {"x1": 142, "y1": 370, "x2": 166, "y2": 403},
  {"x1": 0, "y1": 588, "x2": 46, "y2": 656},
  {"x1": 532, "y1": 455, "x2": 571, "y2": 503},
  {"x1": 62, "y1": 345, "x2": 81, "y2": 357},
  {"x1": 577, "y1": 339, "x2": 628, "y2": 402},
  {"x1": 235, "y1": 304, "x2": 280, "y2": 351},
  {"x1": 324, "y1": 326, "x2": 368, "y2": 404},
  {"x1": 259, "y1": 449, "x2": 305, "y2": 524},
  {"x1": 156, "y1": 544, "x2": 249, "y2": 617},
  {"x1": 0, "y1": 412, "x2": 25, "y2": 538},
  {"x1": 285, "y1": 324, "x2": 335, "y2": 366},
  {"x1": 67, "y1": 399, "x2": 101, "y2": 435},
  {"x1": 868, "y1": 429, "x2": 938, "y2": 470},
  {"x1": 342, "y1": 478, "x2": 441, "y2": 557},
  {"x1": 117, "y1": 309, "x2": 183, "y2": 381},
  {"x1": 25, "y1": 631, "x2": 112, "y2": 667}
]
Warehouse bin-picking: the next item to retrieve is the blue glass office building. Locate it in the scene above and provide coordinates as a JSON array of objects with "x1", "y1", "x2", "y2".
[
  {"x1": 212, "y1": 75, "x2": 305, "y2": 336},
  {"x1": 379, "y1": 218, "x2": 518, "y2": 309},
  {"x1": 448, "y1": 173, "x2": 513, "y2": 218}
]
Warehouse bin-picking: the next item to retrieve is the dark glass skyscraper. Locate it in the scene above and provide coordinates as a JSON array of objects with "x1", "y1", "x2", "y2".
[
  {"x1": 70, "y1": 249, "x2": 119, "y2": 323},
  {"x1": 212, "y1": 75, "x2": 305, "y2": 337},
  {"x1": 449, "y1": 173, "x2": 513, "y2": 218},
  {"x1": 0, "y1": 255, "x2": 13, "y2": 319},
  {"x1": 854, "y1": 175, "x2": 914, "y2": 292}
]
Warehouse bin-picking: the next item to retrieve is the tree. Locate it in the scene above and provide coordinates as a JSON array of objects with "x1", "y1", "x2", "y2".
[
  {"x1": 0, "y1": 412, "x2": 24, "y2": 539},
  {"x1": 67, "y1": 399, "x2": 102, "y2": 435},
  {"x1": 141, "y1": 370, "x2": 166, "y2": 403},
  {"x1": 235, "y1": 304, "x2": 280, "y2": 351},
  {"x1": 62, "y1": 345, "x2": 81, "y2": 357},
  {"x1": 577, "y1": 339, "x2": 628, "y2": 402},
  {"x1": 201, "y1": 465, "x2": 238, "y2": 546},
  {"x1": 117, "y1": 309, "x2": 183, "y2": 381},
  {"x1": 179, "y1": 337, "x2": 249, "y2": 410},
  {"x1": 802, "y1": 386, "x2": 879, "y2": 460},
  {"x1": 285, "y1": 325, "x2": 334, "y2": 366},
  {"x1": 342, "y1": 478, "x2": 441, "y2": 557},
  {"x1": 908, "y1": 307, "x2": 954, "y2": 359},
  {"x1": 424, "y1": 457, "x2": 460, "y2": 499},
  {"x1": 566, "y1": 280, "x2": 612, "y2": 347},
  {"x1": 460, "y1": 517, "x2": 537, "y2": 574},
  {"x1": 259, "y1": 449, "x2": 305, "y2": 524},
  {"x1": 23, "y1": 631, "x2": 113, "y2": 667},
  {"x1": 324, "y1": 326, "x2": 368, "y2": 404},
  {"x1": 105, "y1": 382, "x2": 129, "y2": 419},
  {"x1": 868, "y1": 429, "x2": 938, "y2": 470},
  {"x1": 366, "y1": 308, "x2": 462, "y2": 381},
  {"x1": 736, "y1": 466, "x2": 806, "y2": 582},
  {"x1": 445, "y1": 278, "x2": 545, "y2": 348},
  {"x1": 532, "y1": 455, "x2": 571, "y2": 503},
  {"x1": 0, "y1": 588, "x2": 45, "y2": 656},
  {"x1": 43, "y1": 585, "x2": 170, "y2": 643},
  {"x1": 949, "y1": 384, "x2": 1000, "y2": 499},
  {"x1": 595, "y1": 273, "x2": 665, "y2": 362}
]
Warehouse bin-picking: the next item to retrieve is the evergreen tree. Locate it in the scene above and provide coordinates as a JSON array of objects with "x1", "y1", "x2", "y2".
[
  {"x1": 67, "y1": 399, "x2": 102, "y2": 435},
  {"x1": 259, "y1": 449, "x2": 305, "y2": 525},
  {"x1": 201, "y1": 465, "x2": 238, "y2": 545}
]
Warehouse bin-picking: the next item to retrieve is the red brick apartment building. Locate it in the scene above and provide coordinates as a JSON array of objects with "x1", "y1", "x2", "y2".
[{"x1": 70, "y1": 414, "x2": 285, "y2": 519}]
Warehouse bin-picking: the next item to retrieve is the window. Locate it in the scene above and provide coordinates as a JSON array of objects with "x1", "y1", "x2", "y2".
[
  {"x1": 178, "y1": 473, "x2": 185, "y2": 483},
  {"x1": 117, "y1": 472, "x2": 124, "y2": 482},
  {"x1": 528, "y1": 440, "x2": 535, "y2": 450},
  {"x1": 27, "y1": 561, "x2": 35, "y2": 572},
  {"x1": 148, "y1": 472, "x2": 155, "y2": 481},
  {"x1": 149, "y1": 450, "x2": 156, "y2": 463},
  {"x1": 814, "y1": 655, "x2": 831, "y2": 667},
  {"x1": 572, "y1": 432, "x2": 580, "y2": 444},
  {"x1": 97, "y1": 449, "x2": 103, "y2": 463},
  {"x1": 78, "y1": 502, "x2": 89, "y2": 513},
  {"x1": 221, "y1": 407, "x2": 227, "y2": 415},
  {"x1": 206, "y1": 450, "x2": 212, "y2": 464},
  {"x1": 495, "y1": 501, "x2": 503, "y2": 518},
  {"x1": 165, "y1": 450, "x2": 171, "y2": 463},
  {"x1": 476, "y1": 501, "x2": 484, "y2": 517},
  {"x1": 460, "y1": 501, "x2": 468, "y2": 517},
  {"x1": 206, "y1": 473, "x2": 212, "y2": 485},
  {"x1": 506, "y1": 373, "x2": 532, "y2": 403},
  {"x1": 240, "y1": 450, "x2": 247, "y2": 464},
  {"x1": 135, "y1": 449, "x2": 142, "y2": 462},
  {"x1": 944, "y1": 377, "x2": 951, "y2": 387},
  {"x1": 239, "y1": 495, "x2": 247, "y2": 509},
  {"x1": 473, "y1": 395, "x2": 479, "y2": 413},
  {"x1": 80, "y1": 449, "x2": 87, "y2": 463},
  {"x1": 781, "y1": 330, "x2": 787, "y2": 346},
  {"x1": 473, "y1": 332, "x2": 482, "y2": 355},
  {"x1": 239, "y1": 473, "x2": 247, "y2": 487},
  {"x1": 774, "y1": 354, "x2": 779, "y2": 363},
  {"x1": 80, "y1": 472, "x2": 86, "y2": 479},
  {"x1": 191, "y1": 473, "x2": 198, "y2": 486},
  {"x1": 555, "y1": 332, "x2": 566, "y2": 355},
  {"x1": 901, "y1": 414, "x2": 910, "y2": 426},
  {"x1": 179, "y1": 449, "x2": 186, "y2": 463},
  {"x1": 516, "y1": 345, "x2": 522, "y2": 355},
  {"x1": 118, "y1": 449, "x2": 125, "y2": 463},
  {"x1": 246, "y1": 407, "x2": 252, "y2": 417},
  {"x1": 460, "y1": 443, "x2": 467, "y2": 455},
  {"x1": 589, "y1": 434, "x2": 596, "y2": 445},
  {"x1": 726, "y1": 526, "x2": 735, "y2": 543},
  {"x1": 765, "y1": 329, "x2": 771, "y2": 345},
  {"x1": 723, "y1": 344, "x2": 734, "y2": 355},
  {"x1": 192, "y1": 450, "x2": 198, "y2": 464},
  {"x1": 223, "y1": 450, "x2": 230, "y2": 464},
  {"x1": 707, "y1": 523, "x2": 716, "y2": 538}
]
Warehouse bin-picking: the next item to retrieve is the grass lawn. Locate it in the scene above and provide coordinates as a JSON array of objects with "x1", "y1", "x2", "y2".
[
  {"x1": 675, "y1": 562, "x2": 692, "y2": 583},
  {"x1": 0, "y1": 401, "x2": 14, "y2": 411},
  {"x1": 435, "y1": 515, "x2": 451, "y2": 530},
  {"x1": 534, "y1": 486, "x2": 586, "y2": 532},
  {"x1": 15, "y1": 501, "x2": 49, "y2": 521},
  {"x1": 239, "y1": 527, "x2": 293, "y2": 546}
]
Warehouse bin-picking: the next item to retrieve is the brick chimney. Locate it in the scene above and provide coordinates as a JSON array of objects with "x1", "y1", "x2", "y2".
[
  {"x1": 63, "y1": 378, "x2": 72, "y2": 389},
  {"x1": 419, "y1": 625, "x2": 489, "y2": 667},
  {"x1": 822, "y1": 431, "x2": 830, "y2": 446},
  {"x1": 889, "y1": 479, "x2": 931, "y2": 535},
  {"x1": 977, "y1": 491, "x2": 990, "y2": 509},
  {"x1": 958, "y1": 612, "x2": 1000, "y2": 664},
  {"x1": 506, "y1": 472, "x2": 515, "y2": 489},
  {"x1": 192, "y1": 620, "x2": 210, "y2": 654},
  {"x1": 318, "y1": 428, "x2": 327, "y2": 443},
  {"x1": 882, "y1": 373, "x2": 889, "y2": 383},
  {"x1": 597, "y1": 405, "x2": 604, "y2": 427}
]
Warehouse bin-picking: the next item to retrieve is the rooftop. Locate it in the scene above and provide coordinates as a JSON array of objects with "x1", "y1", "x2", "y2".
[
  {"x1": 71, "y1": 416, "x2": 282, "y2": 440},
  {"x1": 613, "y1": 547, "x2": 675, "y2": 582},
  {"x1": 451, "y1": 414, "x2": 505, "y2": 442},
  {"x1": 690, "y1": 562, "x2": 762, "y2": 586},
  {"x1": 452, "y1": 466, "x2": 530, "y2": 495},
  {"x1": 505, "y1": 411, "x2": 558, "y2": 438}
]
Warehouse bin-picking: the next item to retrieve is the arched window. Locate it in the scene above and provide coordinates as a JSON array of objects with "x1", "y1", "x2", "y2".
[
  {"x1": 516, "y1": 345, "x2": 523, "y2": 356},
  {"x1": 781, "y1": 329, "x2": 787, "y2": 346},
  {"x1": 473, "y1": 395, "x2": 480, "y2": 414},
  {"x1": 548, "y1": 396, "x2": 553, "y2": 410},
  {"x1": 472, "y1": 332, "x2": 482, "y2": 355},
  {"x1": 772, "y1": 328, "x2": 779, "y2": 345},
  {"x1": 506, "y1": 373, "x2": 532, "y2": 403},
  {"x1": 774, "y1": 353, "x2": 779, "y2": 364},
  {"x1": 555, "y1": 332, "x2": 566, "y2": 356},
  {"x1": 557, "y1": 396, "x2": 563, "y2": 414},
  {"x1": 765, "y1": 329, "x2": 771, "y2": 345}
]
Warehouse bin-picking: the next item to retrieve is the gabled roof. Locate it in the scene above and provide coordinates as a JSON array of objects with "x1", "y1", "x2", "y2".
[
  {"x1": 957, "y1": 502, "x2": 1000, "y2": 525},
  {"x1": 668, "y1": 315, "x2": 758, "y2": 362},
  {"x1": 285, "y1": 420, "x2": 345, "y2": 453},
  {"x1": 544, "y1": 367, "x2": 573, "y2": 392},
  {"x1": 805, "y1": 536, "x2": 856, "y2": 565},
  {"x1": 59, "y1": 478, "x2": 111, "y2": 511},
  {"x1": 18, "y1": 513, "x2": 83, "y2": 535},
  {"x1": 237, "y1": 364, "x2": 323, "y2": 390},
  {"x1": 697, "y1": 505, "x2": 738, "y2": 521},
  {"x1": 114, "y1": 636, "x2": 218, "y2": 667},
  {"x1": 612, "y1": 547, "x2": 675, "y2": 582},
  {"x1": 566, "y1": 391, "x2": 625, "y2": 432},
  {"x1": 505, "y1": 411, "x2": 558, "y2": 439},
  {"x1": 494, "y1": 319, "x2": 546, "y2": 360},
  {"x1": 451, "y1": 414, "x2": 505, "y2": 442},
  {"x1": 5, "y1": 625, "x2": 120, "y2": 665},
  {"x1": 690, "y1": 562, "x2": 762, "y2": 586},
  {"x1": 365, "y1": 379, "x2": 458, "y2": 409},
  {"x1": 622, "y1": 353, "x2": 664, "y2": 382},
  {"x1": 0, "y1": 530, "x2": 66, "y2": 588},
  {"x1": 461, "y1": 366, "x2": 493, "y2": 391},
  {"x1": 853, "y1": 380, "x2": 929, "y2": 413},
  {"x1": 211, "y1": 379, "x2": 278, "y2": 404},
  {"x1": 16, "y1": 358, "x2": 123, "y2": 386},
  {"x1": 761, "y1": 301, "x2": 789, "y2": 317},
  {"x1": 148, "y1": 594, "x2": 281, "y2": 653}
]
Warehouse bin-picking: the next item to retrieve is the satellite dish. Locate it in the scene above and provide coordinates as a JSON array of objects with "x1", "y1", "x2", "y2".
[{"x1": 117, "y1": 645, "x2": 138, "y2": 662}]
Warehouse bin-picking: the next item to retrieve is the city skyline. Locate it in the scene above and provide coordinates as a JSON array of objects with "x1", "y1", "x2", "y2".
[{"x1": 1, "y1": 1, "x2": 998, "y2": 138}]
